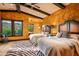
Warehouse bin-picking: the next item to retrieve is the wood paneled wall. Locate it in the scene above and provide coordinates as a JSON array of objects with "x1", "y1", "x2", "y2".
[
  {"x1": 43, "y1": 3, "x2": 79, "y2": 34},
  {"x1": 0, "y1": 11, "x2": 42, "y2": 41}
]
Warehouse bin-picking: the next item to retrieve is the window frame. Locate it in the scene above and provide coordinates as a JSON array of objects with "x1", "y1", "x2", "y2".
[{"x1": 1, "y1": 19, "x2": 23, "y2": 37}]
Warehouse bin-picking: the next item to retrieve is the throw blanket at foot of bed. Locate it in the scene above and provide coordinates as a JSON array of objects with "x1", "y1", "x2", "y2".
[
  {"x1": 0, "y1": 40, "x2": 44, "y2": 56},
  {"x1": 38, "y1": 37, "x2": 79, "y2": 56},
  {"x1": 6, "y1": 50, "x2": 44, "y2": 56},
  {"x1": 5, "y1": 41, "x2": 44, "y2": 56}
]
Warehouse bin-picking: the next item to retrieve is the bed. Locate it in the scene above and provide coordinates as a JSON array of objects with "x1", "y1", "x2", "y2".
[{"x1": 29, "y1": 20, "x2": 79, "y2": 56}]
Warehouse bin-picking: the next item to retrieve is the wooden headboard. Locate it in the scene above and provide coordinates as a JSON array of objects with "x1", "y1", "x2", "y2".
[{"x1": 58, "y1": 20, "x2": 79, "y2": 34}]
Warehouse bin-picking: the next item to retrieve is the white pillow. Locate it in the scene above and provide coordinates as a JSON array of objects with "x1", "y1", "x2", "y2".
[
  {"x1": 29, "y1": 34, "x2": 44, "y2": 46},
  {"x1": 70, "y1": 34, "x2": 79, "y2": 40}
]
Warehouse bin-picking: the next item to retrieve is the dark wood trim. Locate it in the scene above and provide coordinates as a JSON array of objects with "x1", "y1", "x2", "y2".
[
  {"x1": 68, "y1": 32, "x2": 79, "y2": 34},
  {"x1": 67, "y1": 22, "x2": 70, "y2": 32},
  {"x1": 15, "y1": 3, "x2": 20, "y2": 12},
  {"x1": 0, "y1": 10, "x2": 43, "y2": 19},
  {"x1": 20, "y1": 3, "x2": 50, "y2": 15},
  {"x1": 12, "y1": 20, "x2": 14, "y2": 36},
  {"x1": 0, "y1": 10, "x2": 17, "y2": 12},
  {"x1": 65, "y1": 22, "x2": 71, "y2": 32},
  {"x1": 0, "y1": 39, "x2": 29, "y2": 42},
  {"x1": 53, "y1": 3, "x2": 65, "y2": 9},
  {"x1": 0, "y1": 16, "x2": 1, "y2": 36},
  {"x1": 31, "y1": 3, "x2": 37, "y2": 5}
]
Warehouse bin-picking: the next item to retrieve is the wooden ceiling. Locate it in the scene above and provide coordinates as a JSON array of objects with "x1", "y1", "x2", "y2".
[{"x1": 0, "y1": 3, "x2": 70, "y2": 19}]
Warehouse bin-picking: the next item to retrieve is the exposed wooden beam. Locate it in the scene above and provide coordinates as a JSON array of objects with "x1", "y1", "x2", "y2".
[
  {"x1": 0, "y1": 10, "x2": 17, "y2": 12},
  {"x1": 53, "y1": 3, "x2": 65, "y2": 9},
  {"x1": 0, "y1": 10, "x2": 43, "y2": 19},
  {"x1": 20, "y1": 3, "x2": 50, "y2": 15},
  {"x1": 31, "y1": 3, "x2": 37, "y2": 5},
  {"x1": 15, "y1": 3, "x2": 20, "y2": 12}
]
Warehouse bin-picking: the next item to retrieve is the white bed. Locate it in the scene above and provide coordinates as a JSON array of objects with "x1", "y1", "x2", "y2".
[{"x1": 29, "y1": 20, "x2": 79, "y2": 56}]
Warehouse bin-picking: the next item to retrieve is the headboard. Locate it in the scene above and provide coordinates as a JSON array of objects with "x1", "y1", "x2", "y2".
[{"x1": 58, "y1": 20, "x2": 79, "y2": 34}]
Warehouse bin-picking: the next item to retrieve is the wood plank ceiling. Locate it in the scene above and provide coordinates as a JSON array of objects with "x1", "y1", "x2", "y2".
[{"x1": 0, "y1": 3, "x2": 70, "y2": 19}]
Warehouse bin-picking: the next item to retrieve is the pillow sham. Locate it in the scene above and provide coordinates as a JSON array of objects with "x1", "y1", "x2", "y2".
[
  {"x1": 61, "y1": 31, "x2": 69, "y2": 38},
  {"x1": 69, "y1": 34, "x2": 79, "y2": 40},
  {"x1": 29, "y1": 34, "x2": 44, "y2": 46},
  {"x1": 56, "y1": 31, "x2": 69, "y2": 38}
]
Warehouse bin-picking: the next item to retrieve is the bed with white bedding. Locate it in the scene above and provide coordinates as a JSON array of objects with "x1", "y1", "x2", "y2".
[
  {"x1": 29, "y1": 20, "x2": 79, "y2": 56},
  {"x1": 29, "y1": 34, "x2": 79, "y2": 56},
  {"x1": 39, "y1": 36, "x2": 79, "y2": 56}
]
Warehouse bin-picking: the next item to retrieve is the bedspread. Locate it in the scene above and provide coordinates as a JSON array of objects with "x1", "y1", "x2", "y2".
[
  {"x1": 38, "y1": 37, "x2": 79, "y2": 56},
  {"x1": 0, "y1": 40, "x2": 44, "y2": 56}
]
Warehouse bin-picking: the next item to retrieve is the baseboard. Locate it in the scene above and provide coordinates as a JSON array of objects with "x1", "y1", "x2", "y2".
[{"x1": 0, "y1": 38, "x2": 29, "y2": 43}]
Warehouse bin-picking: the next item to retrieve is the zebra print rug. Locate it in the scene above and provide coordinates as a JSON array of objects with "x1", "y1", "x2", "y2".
[{"x1": 5, "y1": 40, "x2": 44, "y2": 56}]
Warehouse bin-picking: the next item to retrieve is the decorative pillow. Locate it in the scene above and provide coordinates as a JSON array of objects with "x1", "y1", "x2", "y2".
[
  {"x1": 42, "y1": 32, "x2": 50, "y2": 37},
  {"x1": 69, "y1": 34, "x2": 79, "y2": 40},
  {"x1": 29, "y1": 34, "x2": 44, "y2": 46},
  {"x1": 61, "y1": 31, "x2": 69, "y2": 38}
]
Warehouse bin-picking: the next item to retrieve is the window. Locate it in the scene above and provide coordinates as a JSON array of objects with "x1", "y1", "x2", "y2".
[
  {"x1": 28, "y1": 24, "x2": 34, "y2": 33},
  {"x1": 1, "y1": 20, "x2": 23, "y2": 36},
  {"x1": 14, "y1": 21, "x2": 22, "y2": 35},
  {"x1": 2, "y1": 20, "x2": 12, "y2": 36}
]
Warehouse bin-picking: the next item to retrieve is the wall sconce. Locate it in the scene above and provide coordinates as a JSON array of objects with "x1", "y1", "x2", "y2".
[
  {"x1": 51, "y1": 25, "x2": 56, "y2": 28},
  {"x1": 38, "y1": 27, "x2": 40, "y2": 29},
  {"x1": 28, "y1": 18, "x2": 32, "y2": 22}
]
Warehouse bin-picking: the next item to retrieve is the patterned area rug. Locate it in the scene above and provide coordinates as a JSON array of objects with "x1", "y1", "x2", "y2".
[{"x1": 5, "y1": 40, "x2": 44, "y2": 56}]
